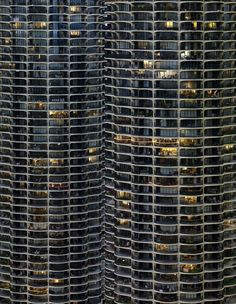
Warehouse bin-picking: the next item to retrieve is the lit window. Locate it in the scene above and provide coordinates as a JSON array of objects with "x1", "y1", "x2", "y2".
[
  {"x1": 155, "y1": 243, "x2": 168, "y2": 252},
  {"x1": 88, "y1": 156, "x2": 97, "y2": 163},
  {"x1": 143, "y1": 60, "x2": 153, "y2": 69},
  {"x1": 5, "y1": 39, "x2": 11, "y2": 45},
  {"x1": 28, "y1": 287, "x2": 48, "y2": 295},
  {"x1": 32, "y1": 191, "x2": 47, "y2": 198},
  {"x1": 49, "y1": 111, "x2": 68, "y2": 118},
  {"x1": 180, "y1": 138, "x2": 197, "y2": 147},
  {"x1": 181, "y1": 264, "x2": 199, "y2": 273},
  {"x1": 31, "y1": 159, "x2": 47, "y2": 166},
  {"x1": 118, "y1": 219, "x2": 129, "y2": 226},
  {"x1": 121, "y1": 201, "x2": 130, "y2": 209},
  {"x1": 114, "y1": 135, "x2": 131, "y2": 143},
  {"x1": 183, "y1": 196, "x2": 197, "y2": 204},
  {"x1": 137, "y1": 41, "x2": 148, "y2": 49},
  {"x1": 12, "y1": 22, "x2": 22, "y2": 29},
  {"x1": 34, "y1": 22, "x2": 47, "y2": 29},
  {"x1": 33, "y1": 271, "x2": 46, "y2": 276},
  {"x1": 153, "y1": 138, "x2": 178, "y2": 146},
  {"x1": 181, "y1": 50, "x2": 191, "y2": 59},
  {"x1": 224, "y1": 219, "x2": 236, "y2": 228},
  {"x1": 34, "y1": 102, "x2": 46, "y2": 110},
  {"x1": 0, "y1": 282, "x2": 10, "y2": 289},
  {"x1": 159, "y1": 147, "x2": 177, "y2": 156},
  {"x1": 134, "y1": 70, "x2": 143, "y2": 76},
  {"x1": 49, "y1": 159, "x2": 63, "y2": 166},
  {"x1": 159, "y1": 70, "x2": 177, "y2": 79},
  {"x1": 70, "y1": 6, "x2": 80, "y2": 13},
  {"x1": 165, "y1": 21, "x2": 173, "y2": 28},
  {"x1": 117, "y1": 191, "x2": 131, "y2": 199},
  {"x1": 225, "y1": 144, "x2": 234, "y2": 150},
  {"x1": 192, "y1": 21, "x2": 198, "y2": 29},
  {"x1": 70, "y1": 31, "x2": 80, "y2": 37},
  {"x1": 207, "y1": 22, "x2": 217, "y2": 29},
  {"x1": 180, "y1": 167, "x2": 197, "y2": 175},
  {"x1": 51, "y1": 279, "x2": 62, "y2": 284},
  {"x1": 88, "y1": 147, "x2": 97, "y2": 154},
  {"x1": 185, "y1": 13, "x2": 191, "y2": 20}
]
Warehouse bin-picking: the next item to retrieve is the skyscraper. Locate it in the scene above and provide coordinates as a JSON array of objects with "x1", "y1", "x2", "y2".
[
  {"x1": 1, "y1": 0, "x2": 236, "y2": 304},
  {"x1": 105, "y1": 1, "x2": 236, "y2": 303},
  {"x1": 0, "y1": 0, "x2": 103, "y2": 303}
]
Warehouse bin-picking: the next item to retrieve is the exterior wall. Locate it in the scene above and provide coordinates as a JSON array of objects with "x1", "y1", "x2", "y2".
[
  {"x1": 105, "y1": 1, "x2": 236, "y2": 303},
  {"x1": 0, "y1": 0, "x2": 104, "y2": 303}
]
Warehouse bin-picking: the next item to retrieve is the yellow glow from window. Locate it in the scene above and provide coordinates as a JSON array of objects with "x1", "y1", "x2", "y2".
[
  {"x1": 181, "y1": 167, "x2": 197, "y2": 175},
  {"x1": 184, "y1": 196, "x2": 197, "y2": 204},
  {"x1": 185, "y1": 82, "x2": 195, "y2": 89},
  {"x1": 5, "y1": 39, "x2": 11, "y2": 45},
  {"x1": 208, "y1": 22, "x2": 217, "y2": 29},
  {"x1": 12, "y1": 22, "x2": 21, "y2": 29},
  {"x1": 88, "y1": 147, "x2": 97, "y2": 154},
  {"x1": 165, "y1": 21, "x2": 173, "y2": 28},
  {"x1": 114, "y1": 135, "x2": 131, "y2": 143},
  {"x1": 159, "y1": 70, "x2": 177, "y2": 79},
  {"x1": 70, "y1": 31, "x2": 80, "y2": 37},
  {"x1": 33, "y1": 271, "x2": 46, "y2": 275},
  {"x1": 156, "y1": 243, "x2": 168, "y2": 252},
  {"x1": 70, "y1": 6, "x2": 80, "y2": 13},
  {"x1": 88, "y1": 156, "x2": 97, "y2": 163},
  {"x1": 225, "y1": 144, "x2": 233, "y2": 150},
  {"x1": 28, "y1": 287, "x2": 48, "y2": 295},
  {"x1": 117, "y1": 191, "x2": 130, "y2": 199},
  {"x1": 0, "y1": 282, "x2": 10, "y2": 289},
  {"x1": 135, "y1": 70, "x2": 145, "y2": 75},
  {"x1": 32, "y1": 191, "x2": 48, "y2": 198},
  {"x1": 34, "y1": 22, "x2": 47, "y2": 29},
  {"x1": 143, "y1": 60, "x2": 153, "y2": 69},
  {"x1": 159, "y1": 147, "x2": 177, "y2": 156},
  {"x1": 121, "y1": 201, "x2": 130, "y2": 208},
  {"x1": 35, "y1": 102, "x2": 45, "y2": 110},
  {"x1": 49, "y1": 111, "x2": 68, "y2": 118},
  {"x1": 153, "y1": 138, "x2": 178, "y2": 147},
  {"x1": 223, "y1": 219, "x2": 236, "y2": 229},
  {"x1": 192, "y1": 21, "x2": 197, "y2": 29},
  {"x1": 31, "y1": 159, "x2": 47, "y2": 166},
  {"x1": 180, "y1": 138, "x2": 197, "y2": 147},
  {"x1": 118, "y1": 219, "x2": 129, "y2": 225},
  {"x1": 49, "y1": 159, "x2": 63, "y2": 166},
  {"x1": 182, "y1": 264, "x2": 197, "y2": 273}
]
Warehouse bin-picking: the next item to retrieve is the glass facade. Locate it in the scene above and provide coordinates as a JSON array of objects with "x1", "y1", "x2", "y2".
[
  {"x1": 105, "y1": 1, "x2": 236, "y2": 303},
  {"x1": 0, "y1": 0, "x2": 104, "y2": 303}
]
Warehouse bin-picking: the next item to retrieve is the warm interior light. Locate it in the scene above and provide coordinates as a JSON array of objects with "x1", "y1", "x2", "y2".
[
  {"x1": 165, "y1": 21, "x2": 173, "y2": 28},
  {"x1": 143, "y1": 60, "x2": 153, "y2": 69},
  {"x1": 70, "y1": 31, "x2": 80, "y2": 37},
  {"x1": 88, "y1": 156, "x2": 97, "y2": 163},
  {"x1": 192, "y1": 21, "x2": 198, "y2": 29},
  {"x1": 70, "y1": 6, "x2": 80, "y2": 13},
  {"x1": 184, "y1": 196, "x2": 197, "y2": 204},
  {"x1": 208, "y1": 22, "x2": 217, "y2": 29}
]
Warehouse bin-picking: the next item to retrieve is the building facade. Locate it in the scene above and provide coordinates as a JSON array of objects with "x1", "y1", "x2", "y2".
[
  {"x1": 1, "y1": 0, "x2": 236, "y2": 304},
  {"x1": 105, "y1": 0, "x2": 236, "y2": 303},
  {"x1": 0, "y1": 0, "x2": 104, "y2": 303}
]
